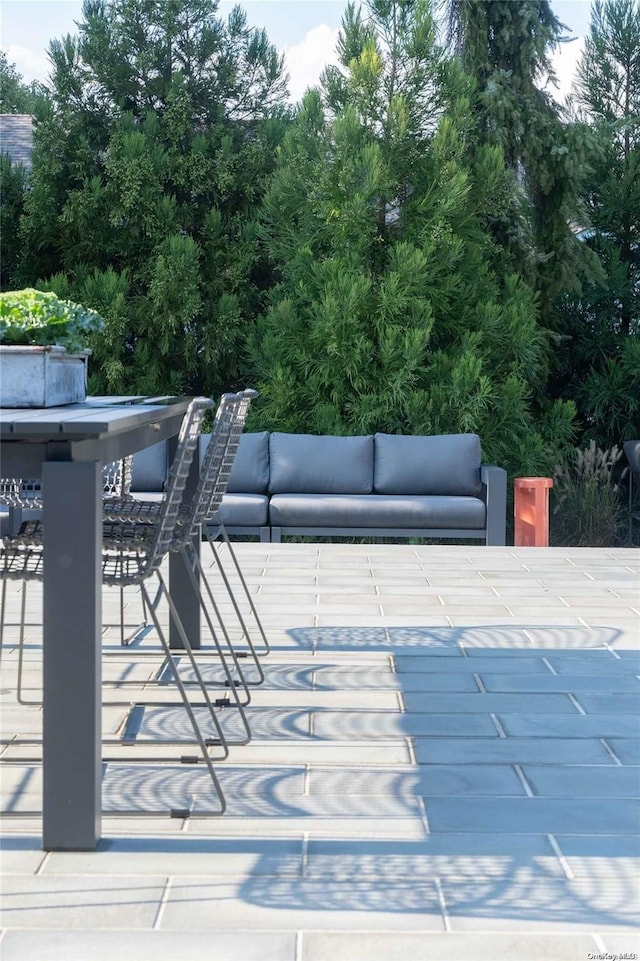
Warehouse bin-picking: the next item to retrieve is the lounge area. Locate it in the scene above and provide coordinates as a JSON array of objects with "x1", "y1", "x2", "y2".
[{"x1": 1, "y1": 541, "x2": 638, "y2": 960}]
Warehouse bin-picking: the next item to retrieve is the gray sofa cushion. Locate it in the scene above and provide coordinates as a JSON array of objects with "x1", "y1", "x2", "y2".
[
  {"x1": 269, "y1": 433, "x2": 374, "y2": 494},
  {"x1": 215, "y1": 493, "x2": 269, "y2": 527},
  {"x1": 269, "y1": 494, "x2": 486, "y2": 530},
  {"x1": 374, "y1": 433, "x2": 482, "y2": 496},
  {"x1": 226, "y1": 432, "x2": 270, "y2": 494},
  {"x1": 130, "y1": 440, "x2": 168, "y2": 493}
]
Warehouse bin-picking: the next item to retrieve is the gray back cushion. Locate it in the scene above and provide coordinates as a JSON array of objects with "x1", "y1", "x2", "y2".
[
  {"x1": 226, "y1": 431, "x2": 270, "y2": 494},
  {"x1": 269, "y1": 433, "x2": 374, "y2": 494},
  {"x1": 374, "y1": 433, "x2": 482, "y2": 496},
  {"x1": 130, "y1": 440, "x2": 169, "y2": 492},
  {"x1": 624, "y1": 439, "x2": 640, "y2": 475}
]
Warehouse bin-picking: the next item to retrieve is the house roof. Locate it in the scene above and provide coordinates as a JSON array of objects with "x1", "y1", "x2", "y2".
[{"x1": 0, "y1": 114, "x2": 34, "y2": 170}]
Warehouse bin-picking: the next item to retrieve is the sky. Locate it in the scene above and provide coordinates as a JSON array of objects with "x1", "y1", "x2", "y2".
[{"x1": 1, "y1": 0, "x2": 592, "y2": 104}]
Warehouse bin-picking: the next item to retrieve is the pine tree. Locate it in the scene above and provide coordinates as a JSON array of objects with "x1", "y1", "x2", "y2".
[
  {"x1": 16, "y1": 0, "x2": 289, "y2": 397},
  {"x1": 446, "y1": 0, "x2": 600, "y2": 328},
  {"x1": 555, "y1": 0, "x2": 640, "y2": 445},
  {"x1": 248, "y1": 0, "x2": 576, "y2": 476}
]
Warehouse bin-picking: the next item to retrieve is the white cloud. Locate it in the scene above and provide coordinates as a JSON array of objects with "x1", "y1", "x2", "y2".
[
  {"x1": 283, "y1": 23, "x2": 341, "y2": 103},
  {"x1": 6, "y1": 44, "x2": 52, "y2": 85}
]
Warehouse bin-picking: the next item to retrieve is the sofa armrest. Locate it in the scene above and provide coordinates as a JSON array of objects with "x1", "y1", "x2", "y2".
[{"x1": 481, "y1": 464, "x2": 507, "y2": 546}]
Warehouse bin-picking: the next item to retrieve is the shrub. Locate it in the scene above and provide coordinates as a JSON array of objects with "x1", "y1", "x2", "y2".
[{"x1": 551, "y1": 441, "x2": 626, "y2": 547}]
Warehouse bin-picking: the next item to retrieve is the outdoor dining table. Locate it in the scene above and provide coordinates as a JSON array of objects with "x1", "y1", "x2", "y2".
[{"x1": 0, "y1": 396, "x2": 202, "y2": 851}]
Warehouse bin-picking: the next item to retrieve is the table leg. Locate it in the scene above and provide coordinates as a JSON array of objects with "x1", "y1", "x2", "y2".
[
  {"x1": 168, "y1": 436, "x2": 201, "y2": 650},
  {"x1": 42, "y1": 460, "x2": 102, "y2": 851}
]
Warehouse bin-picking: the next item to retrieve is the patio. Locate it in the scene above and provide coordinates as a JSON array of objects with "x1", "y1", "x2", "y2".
[{"x1": 1, "y1": 542, "x2": 639, "y2": 960}]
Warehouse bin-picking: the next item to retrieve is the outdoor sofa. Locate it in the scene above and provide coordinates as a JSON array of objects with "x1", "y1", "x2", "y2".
[{"x1": 129, "y1": 431, "x2": 507, "y2": 546}]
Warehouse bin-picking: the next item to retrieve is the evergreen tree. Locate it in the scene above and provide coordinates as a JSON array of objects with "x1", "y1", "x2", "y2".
[
  {"x1": 446, "y1": 0, "x2": 600, "y2": 329},
  {"x1": 248, "y1": 0, "x2": 575, "y2": 476},
  {"x1": 0, "y1": 55, "x2": 48, "y2": 289},
  {"x1": 556, "y1": 0, "x2": 640, "y2": 445},
  {"x1": 16, "y1": 0, "x2": 289, "y2": 397},
  {"x1": 0, "y1": 52, "x2": 47, "y2": 113}
]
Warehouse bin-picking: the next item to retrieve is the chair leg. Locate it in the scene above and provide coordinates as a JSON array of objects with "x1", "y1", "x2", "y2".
[
  {"x1": 154, "y1": 568, "x2": 252, "y2": 747},
  {"x1": 16, "y1": 582, "x2": 41, "y2": 706},
  {"x1": 140, "y1": 581, "x2": 226, "y2": 816},
  {"x1": 181, "y1": 544, "x2": 255, "y2": 710},
  {"x1": 140, "y1": 577, "x2": 231, "y2": 759},
  {"x1": 203, "y1": 524, "x2": 270, "y2": 679}
]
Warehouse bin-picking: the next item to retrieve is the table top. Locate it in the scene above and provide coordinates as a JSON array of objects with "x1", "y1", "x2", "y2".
[{"x1": 0, "y1": 396, "x2": 191, "y2": 441}]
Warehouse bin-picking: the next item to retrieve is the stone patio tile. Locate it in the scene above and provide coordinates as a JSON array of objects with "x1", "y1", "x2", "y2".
[
  {"x1": 312, "y1": 711, "x2": 497, "y2": 739},
  {"x1": 42, "y1": 836, "x2": 304, "y2": 876},
  {"x1": 306, "y1": 764, "x2": 526, "y2": 797},
  {"x1": 498, "y1": 714, "x2": 640, "y2": 738},
  {"x1": 318, "y1": 614, "x2": 453, "y2": 627},
  {"x1": 413, "y1": 736, "x2": 615, "y2": 765},
  {"x1": 554, "y1": 835, "x2": 640, "y2": 877},
  {"x1": 481, "y1": 674, "x2": 640, "y2": 693},
  {"x1": 424, "y1": 797, "x2": 639, "y2": 834},
  {"x1": 0, "y1": 930, "x2": 296, "y2": 961},
  {"x1": 194, "y1": 740, "x2": 413, "y2": 766},
  {"x1": 221, "y1": 791, "x2": 423, "y2": 821},
  {"x1": 395, "y1": 655, "x2": 548, "y2": 673},
  {"x1": 305, "y1": 835, "x2": 561, "y2": 879},
  {"x1": 397, "y1": 674, "x2": 484, "y2": 692},
  {"x1": 252, "y1": 690, "x2": 400, "y2": 709},
  {"x1": 572, "y1": 693, "x2": 640, "y2": 714},
  {"x1": 402, "y1": 692, "x2": 577, "y2": 714},
  {"x1": 522, "y1": 765, "x2": 640, "y2": 797},
  {"x1": 161, "y1": 877, "x2": 445, "y2": 931},
  {"x1": 301, "y1": 932, "x2": 600, "y2": 961},
  {"x1": 607, "y1": 739, "x2": 640, "y2": 764},
  {"x1": 449, "y1": 615, "x2": 586, "y2": 626},
  {"x1": 187, "y1": 816, "x2": 426, "y2": 839},
  {"x1": 0, "y1": 837, "x2": 46, "y2": 874},
  {"x1": 0, "y1": 875, "x2": 165, "y2": 929},
  {"x1": 442, "y1": 875, "x2": 640, "y2": 931},
  {"x1": 545, "y1": 655, "x2": 638, "y2": 674},
  {"x1": 311, "y1": 670, "x2": 402, "y2": 690},
  {"x1": 600, "y1": 932, "x2": 640, "y2": 954}
]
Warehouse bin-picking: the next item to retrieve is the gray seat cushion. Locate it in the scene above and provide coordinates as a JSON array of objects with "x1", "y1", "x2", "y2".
[
  {"x1": 269, "y1": 494, "x2": 486, "y2": 529},
  {"x1": 269, "y1": 433, "x2": 374, "y2": 494},
  {"x1": 216, "y1": 493, "x2": 269, "y2": 527},
  {"x1": 374, "y1": 433, "x2": 482, "y2": 496},
  {"x1": 130, "y1": 441, "x2": 168, "y2": 493},
  {"x1": 226, "y1": 432, "x2": 270, "y2": 494}
]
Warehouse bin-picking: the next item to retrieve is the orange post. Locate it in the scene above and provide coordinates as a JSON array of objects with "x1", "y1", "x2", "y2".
[{"x1": 514, "y1": 477, "x2": 553, "y2": 547}]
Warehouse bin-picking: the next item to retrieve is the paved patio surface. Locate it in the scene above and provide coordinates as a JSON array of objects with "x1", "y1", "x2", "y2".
[{"x1": 1, "y1": 543, "x2": 639, "y2": 960}]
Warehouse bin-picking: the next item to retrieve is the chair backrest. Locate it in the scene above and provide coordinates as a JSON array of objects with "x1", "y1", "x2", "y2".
[
  {"x1": 142, "y1": 396, "x2": 214, "y2": 572},
  {"x1": 180, "y1": 388, "x2": 257, "y2": 543}
]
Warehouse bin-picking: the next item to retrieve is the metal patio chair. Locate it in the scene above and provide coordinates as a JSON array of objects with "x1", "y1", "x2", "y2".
[
  {"x1": 0, "y1": 396, "x2": 229, "y2": 816},
  {"x1": 0, "y1": 456, "x2": 138, "y2": 687}
]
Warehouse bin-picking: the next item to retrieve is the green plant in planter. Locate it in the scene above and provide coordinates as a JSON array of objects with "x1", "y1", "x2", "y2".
[{"x1": 0, "y1": 289, "x2": 105, "y2": 354}]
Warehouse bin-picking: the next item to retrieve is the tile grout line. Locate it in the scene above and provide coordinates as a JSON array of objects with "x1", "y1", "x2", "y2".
[
  {"x1": 604, "y1": 642, "x2": 622, "y2": 659},
  {"x1": 490, "y1": 713, "x2": 507, "y2": 738},
  {"x1": 600, "y1": 738, "x2": 624, "y2": 766},
  {"x1": 152, "y1": 876, "x2": 173, "y2": 930},
  {"x1": 567, "y1": 692, "x2": 586, "y2": 715},
  {"x1": 546, "y1": 834, "x2": 574, "y2": 880},
  {"x1": 513, "y1": 765, "x2": 534, "y2": 797},
  {"x1": 34, "y1": 851, "x2": 51, "y2": 875},
  {"x1": 592, "y1": 932, "x2": 607, "y2": 952},
  {"x1": 434, "y1": 878, "x2": 451, "y2": 932}
]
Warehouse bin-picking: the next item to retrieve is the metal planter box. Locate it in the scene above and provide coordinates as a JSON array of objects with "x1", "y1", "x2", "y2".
[{"x1": 0, "y1": 345, "x2": 89, "y2": 408}]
